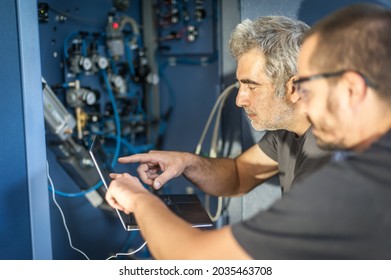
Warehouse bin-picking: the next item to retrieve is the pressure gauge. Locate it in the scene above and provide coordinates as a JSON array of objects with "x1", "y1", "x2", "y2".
[
  {"x1": 97, "y1": 56, "x2": 109, "y2": 70},
  {"x1": 80, "y1": 57, "x2": 92, "y2": 71},
  {"x1": 84, "y1": 90, "x2": 97, "y2": 105}
]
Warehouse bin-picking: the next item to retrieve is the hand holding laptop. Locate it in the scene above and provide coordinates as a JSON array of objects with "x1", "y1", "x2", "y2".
[{"x1": 105, "y1": 172, "x2": 148, "y2": 214}]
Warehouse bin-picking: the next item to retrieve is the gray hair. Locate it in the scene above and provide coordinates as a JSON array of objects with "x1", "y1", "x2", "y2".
[{"x1": 229, "y1": 16, "x2": 309, "y2": 98}]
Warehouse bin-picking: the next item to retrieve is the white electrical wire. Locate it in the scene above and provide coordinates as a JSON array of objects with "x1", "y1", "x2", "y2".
[
  {"x1": 47, "y1": 161, "x2": 91, "y2": 260},
  {"x1": 195, "y1": 82, "x2": 239, "y2": 155},
  {"x1": 106, "y1": 241, "x2": 148, "y2": 260},
  {"x1": 48, "y1": 161, "x2": 149, "y2": 260},
  {"x1": 121, "y1": 16, "x2": 140, "y2": 47},
  {"x1": 210, "y1": 88, "x2": 234, "y2": 157},
  {"x1": 206, "y1": 93, "x2": 231, "y2": 221},
  {"x1": 195, "y1": 83, "x2": 238, "y2": 222}
]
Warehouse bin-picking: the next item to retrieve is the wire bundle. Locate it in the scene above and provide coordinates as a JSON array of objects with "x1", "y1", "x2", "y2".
[{"x1": 194, "y1": 82, "x2": 238, "y2": 222}]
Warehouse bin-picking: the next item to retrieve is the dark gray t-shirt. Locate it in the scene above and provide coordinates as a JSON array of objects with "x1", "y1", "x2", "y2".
[
  {"x1": 259, "y1": 128, "x2": 332, "y2": 192},
  {"x1": 232, "y1": 131, "x2": 391, "y2": 259}
]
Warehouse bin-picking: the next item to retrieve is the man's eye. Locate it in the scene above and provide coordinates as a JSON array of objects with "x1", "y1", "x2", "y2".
[{"x1": 247, "y1": 84, "x2": 256, "y2": 90}]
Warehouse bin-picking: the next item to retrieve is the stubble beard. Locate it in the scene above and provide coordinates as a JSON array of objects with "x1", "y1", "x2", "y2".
[{"x1": 251, "y1": 103, "x2": 295, "y2": 131}]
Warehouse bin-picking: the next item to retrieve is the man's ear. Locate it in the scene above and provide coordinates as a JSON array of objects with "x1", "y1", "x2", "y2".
[
  {"x1": 342, "y1": 71, "x2": 368, "y2": 106},
  {"x1": 286, "y1": 75, "x2": 300, "y2": 103}
]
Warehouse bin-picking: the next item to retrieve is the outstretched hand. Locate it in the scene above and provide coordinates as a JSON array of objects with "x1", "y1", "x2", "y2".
[{"x1": 118, "y1": 150, "x2": 189, "y2": 190}]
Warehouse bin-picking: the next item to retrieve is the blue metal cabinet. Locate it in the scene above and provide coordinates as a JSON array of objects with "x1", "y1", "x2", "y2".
[{"x1": 0, "y1": 0, "x2": 52, "y2": 260}]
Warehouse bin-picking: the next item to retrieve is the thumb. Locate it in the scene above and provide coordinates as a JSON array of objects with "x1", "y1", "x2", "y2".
[
  {"x1": 153, "y1": 176, "x2": 164, "y2": 190},
  {"x1": 153, "y1": 172, "x2": 173, "y2": 190}
]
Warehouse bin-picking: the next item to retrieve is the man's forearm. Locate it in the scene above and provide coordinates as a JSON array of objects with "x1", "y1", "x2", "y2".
[
  {"x1": 133, "y1": 192, "x2": 205, "y2": 259},
  {"x1": 181, "y1": 153, "x2": 241, "y2": 196},
  {"x1": 133, "y1": 192, "x2": 251, "y2": 260}
]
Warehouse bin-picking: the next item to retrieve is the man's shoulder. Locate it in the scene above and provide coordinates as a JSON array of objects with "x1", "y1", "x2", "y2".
[
  {"x1": 301, "y1": 128, "x2": 331, "y2": 155},
  {"x1": 258, "y1": 130, "x2": 294, "y2": 151},
  {"x1": 262, "y1": 129, "x2": 295, "y2": 141},
  {"x1": 300, "y1": 146, "x2": 389, "y2": 190}
]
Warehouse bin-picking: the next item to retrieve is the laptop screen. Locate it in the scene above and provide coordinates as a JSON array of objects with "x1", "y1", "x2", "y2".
[{"x1": 89, "y1": 135, "x2": 114, "y2": 189}]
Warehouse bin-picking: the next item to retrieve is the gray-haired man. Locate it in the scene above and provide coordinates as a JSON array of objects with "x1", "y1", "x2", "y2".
[{"x1": 118, "y1": 16, "x2": 332, "y2": 199}]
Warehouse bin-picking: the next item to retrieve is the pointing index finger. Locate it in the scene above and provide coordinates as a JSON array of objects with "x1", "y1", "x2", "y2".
[{"x1": 118, "y1": 153, "x2": 154, "y2": 164}]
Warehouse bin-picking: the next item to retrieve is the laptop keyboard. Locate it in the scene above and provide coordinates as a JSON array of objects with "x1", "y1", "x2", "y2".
[
  {"x1": 118, "y1": 194, "x2": 212, "y2": 230},
  {"x1": 121, "y1": 195, "x2": 175, "y2": 230},
  {"x1": 160, "y1": 195, "x2": 173, "y2": 205},
  {"x1": 120, "y1": 211, "x2": 136, "y2": 224}
]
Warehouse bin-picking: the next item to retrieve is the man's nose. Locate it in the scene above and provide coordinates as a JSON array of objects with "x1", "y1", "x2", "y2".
[{"x1": 236, "y1": 88, "x2": 249, "y2": 108}]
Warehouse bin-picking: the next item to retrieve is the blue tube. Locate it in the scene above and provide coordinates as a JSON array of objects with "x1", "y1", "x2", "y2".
[
  {"x1": 101, "y1": 69, "x2": 122, "y2": 167},
  {"x1": 124, "y1": 41, "x2": 136, "y2": 76},
  {"x1": 63, "y1": 31, "x2": 80, "y2": 59},
  {"x1": 51, "y1": 180, "x2": 103, "y2": 198}
]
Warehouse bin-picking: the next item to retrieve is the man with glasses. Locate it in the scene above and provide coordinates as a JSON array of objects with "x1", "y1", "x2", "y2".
[{"x1": 230, "y1": 3, "x2": 391, "y2": 259}]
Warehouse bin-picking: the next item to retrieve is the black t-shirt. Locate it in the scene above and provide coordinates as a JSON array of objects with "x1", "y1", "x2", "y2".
[
  {"x1": 232, "y1": 131, "x2": 391, "y2": 259},
  {"x1": 259, "y1": 128, "x2": 332, "y2": 192}
]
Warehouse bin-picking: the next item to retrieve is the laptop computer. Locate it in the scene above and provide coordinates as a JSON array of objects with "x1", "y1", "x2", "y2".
[{"x1": 89, "y1": 135, "x2": 213, "y2": 231}]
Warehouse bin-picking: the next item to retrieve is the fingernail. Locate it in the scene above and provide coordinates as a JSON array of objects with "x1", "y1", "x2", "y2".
[{"x1": 154, "y1": 181, "x2": 161, "y2": 189}]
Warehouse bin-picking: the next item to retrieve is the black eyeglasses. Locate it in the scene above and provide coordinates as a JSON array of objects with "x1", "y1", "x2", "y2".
[{"x1": 293, "y1": 69, "x2": 377, "y2": 94}]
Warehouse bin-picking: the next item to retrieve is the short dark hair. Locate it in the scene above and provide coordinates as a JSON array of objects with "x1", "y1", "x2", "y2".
[{"x1": 305, "y1": 3, "x2": 391, "y2": 103}]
